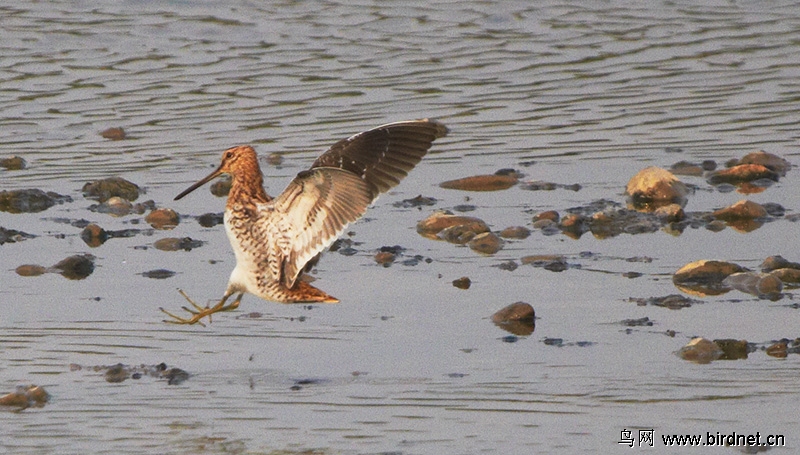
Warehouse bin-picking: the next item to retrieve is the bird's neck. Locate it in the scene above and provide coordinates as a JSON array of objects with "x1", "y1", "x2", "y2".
[{"x1": 227, "y1": 169, "x2": 271, "y2": 208}]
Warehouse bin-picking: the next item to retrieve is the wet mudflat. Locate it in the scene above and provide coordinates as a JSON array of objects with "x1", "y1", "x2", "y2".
[{"x1": 2, "y1": 1, "x2": 800, "y2": 453}]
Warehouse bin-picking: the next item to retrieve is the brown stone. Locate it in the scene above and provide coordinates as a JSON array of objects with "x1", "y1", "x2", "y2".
[
  {"x1": 15, "y1": 264, "x2": 47, "y2": 276},
  {"x1": 769, "y1": 268, "x2": 800, "y2": 284},
  {"x1": 266, "y1": 152, "x2": 283, "y2": 166},
  {"x1": 52, "y1": 254, "x2": 95, "y2": 280},
  {"x1": 0, "y1": 156, "x2": 26, "y2": 170},
  {"x1": 714, "y1": 339, "x2": 749, "y2": 360},
  {"x1": 707, "y1": 164, "x2": 779, "y2": 185},
  {"x1": 374, "y1": 251, "x2": 396, "y2": 266},
  {"x1": 499, "y1": 226, "x2": 531, "y2": 239},
  {"x1": 210, "y1": 176, "x2": 232, "y2": 197},
  {"x1": 81, "y1": 223, "x2": 109, "y2": 247},
  {"x1": 533, "y1": 210, "x2": 559, "y2": 223},
  {"x1": 673, "y1": 260, "x2": 745, "y2": 287},
  {"x1": 468, "y1": 232, "x2": 503, "y2": 255},
  {"x1": 82, "y1": 177, "x2": 140, "y2": 202},
  {"x1": 100, "y1": 127, "x2": 126, "y2": 140},
  {"x1": 766, "y1": 341, "x2": 788, "y2": 358},
  {"x1": 491, "y1": 302, "x2": 535, "y2": 336},
  {"x1": 760, "y1": 255, "x2": 800, "y2": 272},
  {"x1": 738, "y1": 150, "x2": 790, "y2": 176},
  {"x1": 625, "y1": 167, "x2": 688, "y2": 203},
  {"x1": 712, "y1": 200, "x2": 767, "y2": 221},
  {"x1": 676, "y1": 337, "x2": 723, "y2": 364},
  {"x1": 416, "y1": 212, "x2": 490, "y2": 238},
  {"x1": 146, "y1": 208, "x2": 180, "y2": 230},
  {"x1": 452, "y1": 276, "x2": 471, "y2": 289},
  {"x1": 439, "y1": 170, "x2": 519, "y2": 191}
]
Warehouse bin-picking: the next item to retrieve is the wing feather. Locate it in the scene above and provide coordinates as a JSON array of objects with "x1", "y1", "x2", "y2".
[
  {"x1": 311, "y1": 119, "x2": 448, "y2": 194},
  {"x1": 263, "y1": 119, "x2": 448, "y2": 289},
  {"x1": 266, "y1": 168, "x2": 374, "y2": 288}
]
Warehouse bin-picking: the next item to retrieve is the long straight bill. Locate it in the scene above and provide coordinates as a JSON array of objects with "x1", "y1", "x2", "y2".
[{"x1": 174, "y1": 166, "x2": 225, "y2": 200}]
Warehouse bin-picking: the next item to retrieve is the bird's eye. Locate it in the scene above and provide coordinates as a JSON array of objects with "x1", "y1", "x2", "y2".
[{"x1": 225, "y1": 151, "x2": 234, "y2": 160}]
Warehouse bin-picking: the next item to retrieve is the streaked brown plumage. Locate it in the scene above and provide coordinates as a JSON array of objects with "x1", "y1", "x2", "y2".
[{"x1": 161, "y1": 119, "x2": 448, "y2": 325}]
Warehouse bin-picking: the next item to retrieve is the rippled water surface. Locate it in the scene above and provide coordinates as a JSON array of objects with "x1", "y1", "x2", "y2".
[{"x1": 2, "y1": 1, "x2": 800, "y2": 453}]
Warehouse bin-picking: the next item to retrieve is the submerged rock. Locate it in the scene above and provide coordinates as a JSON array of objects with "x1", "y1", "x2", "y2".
[
  {"x1": 0, "y1": 189, "x2": 72, "y2": 213},
  {"x1": 210, "y1": 176, "x2": 232, "y2": 197},
  {"x1": 373, "y1": 250, "x2": 396, "y2": 267},
  {"x1": 141, "y1": 269, "x2": 176, "y2": 279},
  {"x1": 714, "y1": 339, "x2": 750, "y2": 360},
  {"x1": 91, "y1": 196, "x2": 133, "y2": 216},
  {"x1": 468, "y1": 232, "x2": 503, "y2": 255},
  {"x1": 669, "y1": 160, "x2": 704, "y2": 176},
  {"x1": 266, "y1": 152, "x2": 283, "y2": 166},
  {"x1": 707, "y1": 164, "x2": 779, "y2": 185},
  {"x1": 105, "y1": 364, "x2": 130, "y2": 383},
  {"x1": 559, "y1": 213, "x2": 588, "y2": 238},
  {"x1": 620, "y1": 317, "x2": 653, "y2": 327},
  {"x1": 499, "y1": 226, "x2": 531, "y2": 239},
  {"x1": 100, "y1": 127, "x2": 126, "y2": 140},
  {"x1": 769, "y1": 268, "x2": 800, "y2": 285},
  {"x1": 532, "y1": 210, "x2": 560, "y2": 223},
  {"x1": 520, "y1": 181, "x2": 582, "y2": 192},
  {"x1": 393, "y1": 195, "x2": 437, "y2": 208},
  {"x1": 80, "y1": 224, "x2": 141, "y2": 247},
  {"x1": 673, "y1": 260, "x2": 745, "y2": 296},
  {"x1": 629, "y1": 294, "x2": 701, "y2": 310},
  {"x1": 494, "y1": 260, "x2": 518, "y2": 271},
  {"x1": 676, "y1": 337, "x2": 723, "y2": 364},
  {"x1": 712, "y1": 200, "x2": 767, "y2": 220},
  {"x1": 17, "y1": 255, "x2": 95, "y2": 280},
  {"x1": 15, "y1": 264, "x2": 47, "y2": 277},
  {"x1": 0, "y1": 385, "x2": 49, "y2": 409},
  {"x1": 736, "y1": 150, "x2": 791, "y2": 176},
  {"x1": 766, "y1": 341, "x2": 788, "y2": 358},
  {"x1": 416, "y1": 211, "x2": 490, "y2": 240},
  {"x1": 81, "y1": 223, "x2": 109, "y2": 247},
  {"x1": 0, "y1": 226, "x2": 35, "y2": 245},
  {"x1": 164, "y1": 367, "x2": 190, "y2": 385},
  {"x1": 452, "y1": 276, "x2": 471, "y2": 289},
  {"x1": 74, "y1": 362, "x2": 189, "y2": 385},
  {"x1": 82, "y1": 177, "x2": 140, "y2": 202},
  {"x1": 0, "y1": 156, "x2": 27, "y2": 170},
  {"x1": 625, "y1": 167, "x2": 688, "y2": 207},
  {"x1": 673, "y1": 260, "x2": 745, "y2": 286},
  {"x1": 521, "y1": 254, "x2": 568, "y2": 272},
  {"x1": 197, "y1": 212, "x2": 224, "y2": 227},
  {"x1": 653, "y1": 203, "x2": 685, "y2": 222},
  {"x1": 439, "y1": 169, "x2": 520, "y2": 191},
  {"x1": 760, "y1": 255, "x2": 800, "y2": 272},
  {"x1": 154, "y1": 237, "x2": 204, "y2": 252},
  {"x1": 722, "y1": 272, "x2": 783, "y2": 300},
  {"x1": 145, "y1": 208, "x2": 180, "y2": 230},
  {"x1": 52, "y1": 254, "x2": 95, "y2": 280},
  {"x1": 491, "y1": 302, "x2": 535, "y2": 336}
]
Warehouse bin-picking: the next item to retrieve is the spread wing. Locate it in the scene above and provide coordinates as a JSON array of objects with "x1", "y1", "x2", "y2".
[{"x1": 267, "y1": 118, "x2": 448, "y2": 288}]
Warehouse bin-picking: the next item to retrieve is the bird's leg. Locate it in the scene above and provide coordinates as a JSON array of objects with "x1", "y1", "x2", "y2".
[{"x1": 160, "y1": 289, "x2": 243, "y2": 326}]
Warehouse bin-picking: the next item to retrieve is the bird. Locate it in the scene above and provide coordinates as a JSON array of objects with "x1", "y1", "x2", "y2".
[{"x1": 160, "y1": 119, "x2": 448, "y2": 325}]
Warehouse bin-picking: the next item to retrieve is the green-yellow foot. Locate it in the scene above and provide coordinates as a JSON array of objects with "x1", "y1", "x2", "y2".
[{"x1": 160, "y1": 289, "x2": 242, "y2": 326}]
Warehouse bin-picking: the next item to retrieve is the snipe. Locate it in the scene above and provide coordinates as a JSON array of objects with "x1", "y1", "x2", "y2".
[{"x1": 161, "y1": 119, "x2": 448, "y2": 325}]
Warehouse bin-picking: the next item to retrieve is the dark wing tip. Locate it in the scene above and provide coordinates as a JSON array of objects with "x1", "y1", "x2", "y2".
[{"x1": 418, "y1": 118, "x2": 449, "y2": 139}]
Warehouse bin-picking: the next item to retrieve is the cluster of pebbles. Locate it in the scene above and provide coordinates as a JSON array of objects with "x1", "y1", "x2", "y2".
[
  {"x1": 1, "y1": 173, "x2": 203, "y2": 281},
  {"x1": 1, "y1": 145, "x2": 796, "y2": 385},
  {"x1": 410, "y1": 149, "x2": 798, "y2": 357}
]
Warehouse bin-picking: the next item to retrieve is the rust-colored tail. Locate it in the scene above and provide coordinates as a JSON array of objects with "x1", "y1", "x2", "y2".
[{"x1": 283, "y1": 280, "x2": 339, "y2": 303}]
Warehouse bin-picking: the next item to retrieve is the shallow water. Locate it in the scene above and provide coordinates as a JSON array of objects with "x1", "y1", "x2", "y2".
[{"x1": 2, "y1": 1, "x2": 800, "y2": 453}]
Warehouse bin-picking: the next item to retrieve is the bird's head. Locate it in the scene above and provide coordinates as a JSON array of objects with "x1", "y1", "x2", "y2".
[{"x1": 174, "y1": 146, "x2": 261, "y2": 200}]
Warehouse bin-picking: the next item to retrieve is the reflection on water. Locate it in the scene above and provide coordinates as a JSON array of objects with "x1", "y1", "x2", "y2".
[{"x1": 2, "y1": 1, "x2": 800, "y2": 453}]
